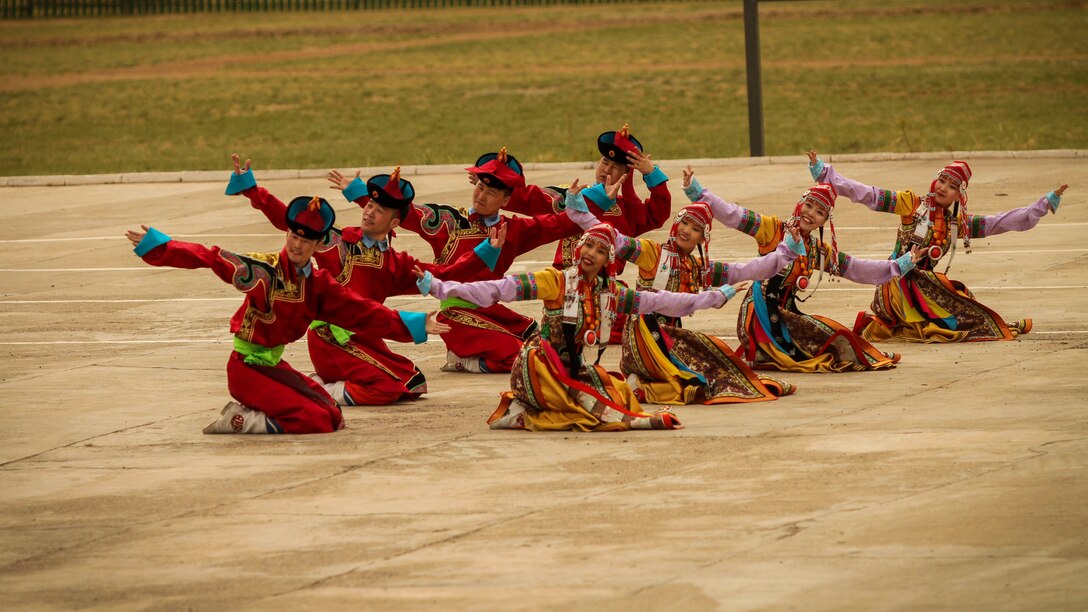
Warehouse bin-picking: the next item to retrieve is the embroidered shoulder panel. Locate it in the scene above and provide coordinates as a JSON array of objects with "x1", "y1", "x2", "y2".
[
  {"x1": 417, "y1": 203, "x2": 472, "y2": 235},
  {"x1": 225, "y1": 251, "x2": 282, "y2": 293}
]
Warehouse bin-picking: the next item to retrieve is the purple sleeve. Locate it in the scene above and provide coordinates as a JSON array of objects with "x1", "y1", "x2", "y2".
[
  {"x1": 430, "y1": 275, "x2": 520, "y2": 306},
  {"x1": 722, "y1": 241, "x2": 798, "y2": 284},
  {"x1": 980, "y1": 196, "x2": 1051, "y2": 237},
  {"x1": 567, "y1": 208, "x2": 599, "y2": 231},
  {"x1": 821, "y1": 164, "x2": 886, "y2": 211},
  {"x1": 636, "y1": 288, "x2": 726, "y2": 317},
  {"x1": 839, "y1": 255, "x2": 902, "y2": 285},
  {"x1": 699, "y1": 188, "x2": 748, "y2": 228}
]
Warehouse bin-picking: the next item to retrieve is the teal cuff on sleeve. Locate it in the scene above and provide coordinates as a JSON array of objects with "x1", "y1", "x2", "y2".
[
  {"x1": 474, "y1": 240, "x2": 501, "y2": 271},
  {"x1": 225, "y1": 169, "x2": 257, "y2": 195},
  {"x1": 643, "y1": 166, "x2": 668, "y2": 188},
  {"x1": 565, "y1": 188, "x2": 589, "y2": 213},
  {"x1": 1046, "y1": 191, "x2": 1061, "y2": 212},
  {"x1": 683, "y1": 177, "x2": 704, "y2": 202},
  {"x1": 134, "y1": 226, "x2": 171, "y2": 257},
  {"x1": 895, "y1": 252, "x2": 916, "y2": 276},
  {"x1": 809, "y1": 160, "x2": 825, "y2": 182},
  {"x1": 399, "y1": 310, "x2": 428, "y2": 344},
  {"x1": 582, "y1": 183, "x2": 616, "y2": 211},
  {"x1": 784, "y1": 232, "x2": 806, "y2": 256},
  {"x1": 343, "y1": 177, "x2": 367, "y2": 203},
  {"x1": 415, "y1": 270, "x2": 433, "y2": 295},
  {"x1": 718, "y1": 284, "x2": 737, "y2": 301}
]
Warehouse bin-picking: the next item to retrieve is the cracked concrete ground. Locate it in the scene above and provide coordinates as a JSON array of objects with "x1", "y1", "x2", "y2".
[{"x1": 1, "y1": 154, "x2": 1086, "y2": 610}]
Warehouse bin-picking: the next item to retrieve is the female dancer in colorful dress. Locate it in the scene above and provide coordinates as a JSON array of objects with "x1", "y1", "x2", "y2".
[
  {"x1": 413, "y1": 221, "x2": 751, "y2": 432},
  {"x1": 565, "y1": 191, "x2": 805, "y2": 404},
  {"x1": 683, "y1": 168, "x2": 923, "y2": 373},
  {"x1": 807, "y1": 151, "x2": 1068, "y2": 342}
]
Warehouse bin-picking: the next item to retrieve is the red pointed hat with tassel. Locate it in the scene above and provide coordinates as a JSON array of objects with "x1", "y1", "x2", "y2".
[
  {"x1": 467, "y1": 146, "x2": 526, "y2": 190},
  {"x1": 365, "y1": 166, "x2": 415, "y2": 211},
  {"x1": 285, "y1": 195, "x2": 335, "y2": 240},
  {"x1": 597, "y1": 123, "x2": 643, "y2": 161}
]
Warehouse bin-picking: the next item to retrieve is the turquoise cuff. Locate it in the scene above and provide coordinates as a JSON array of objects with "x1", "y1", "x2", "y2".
[
  {"x1": 1046, "y1": 191, "x2": 1060, "y2": 212},
  {"x1": 399, "y1": 311, "x2": 428, "y2": 344},
  {"x1": 225, "y1": 169, "x2": 256, "y2": 195},
  {"x1": 809, "y1": 159, "x2": 825, "y2": 182},
  {"x1": 643, "y1": 166, "x2": 668, "y2": 188},
  {"x1": 683, "y1": 177, "x2": 704, "y2": 202},
  {"x1": 343, "y1": 177, "x2": 367, "y2": 203},
  {"x1": 895, "y1": 252, "x2": 916, "y2": 276},
  {"x1": 582, "y1": 183, "x2": 616, "y2": 211},
  {"x1": 565, "y1": 188, "x2": 589, "y2": 213},
  {"x1": 474, "y1": 240, "x2": 501, "y2": 271},
  {"x1": 718, "y1": 285, "x2": 737, "y2": 301},
  {"x1": 416, "y1": 270, "x2": 433, "y2": 295},
  {"x1": 134, "y1": 226, "x2": 171, "y2": 257},
  {"x1": 784, "y1": 232, "x2": 806, "y2": 256}
]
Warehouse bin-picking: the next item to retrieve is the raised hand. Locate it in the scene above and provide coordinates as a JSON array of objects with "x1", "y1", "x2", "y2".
[
  {"x1": 412, "y1": 265, "x2": 433, "y2": 296},
  {"x1": 125, "y1": 224, "x2": 150, "y2": 247},
  {"x1": 785, "y1": 226, "x2": 807, "y2": 256},
  {"x1": 327, "y1": 168, "x2": 361, "y2": 191},
  {"x1": 910, "y1": 245, "x2": 925, "y2": 264},
  {"x1": 625, "y1": 149, "x2": 655, "y2": 175},
  {"x1": 231, "y1": 153, "x2": 251, "y2": 175},
  {"x1": 489, "y1": 222, "x2": 508, "y2": 249},
  {"x1": 467, "y1": 171, "x2": 479, "y2": 186},
  {"x1": 806, "y1": 150, "x2": 825, "y2": 182},
  {"x1": 603, "y1": 173, "x2": 623, "y2": 201},
  {"x1": 682, "y1": 165, "x2": 695, "y2": 189},
  {"x1": 1055, "y1": 183, "x2": 1069, "y2": 197},
  {"x1": 426, "y1": 311, "x2": 451, "y2": 335}
]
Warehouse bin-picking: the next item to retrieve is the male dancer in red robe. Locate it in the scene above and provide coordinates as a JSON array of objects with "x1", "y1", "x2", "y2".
[
  {"x1": 229, "y1": 155, "x2": 502, "y2": 404},
  {"x1": 126, "y1": 195, "x2": 447, "y2": 434},
  {"x1": 329, "y1": 148, "x2": 582, "y2": 373}
]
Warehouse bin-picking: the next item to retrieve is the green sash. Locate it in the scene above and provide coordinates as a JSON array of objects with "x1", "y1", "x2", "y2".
[
  {"x1": 233, "y1": 336, "x2": 285, "y2": 367},
  {"x1": 309, "y1": 320, "x2": 353, "y2": 345}
]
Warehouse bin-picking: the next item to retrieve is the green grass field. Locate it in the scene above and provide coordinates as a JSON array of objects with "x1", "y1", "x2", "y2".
[{"x1": 0, "y1": 0, "x2": 1085, "y2": 176}]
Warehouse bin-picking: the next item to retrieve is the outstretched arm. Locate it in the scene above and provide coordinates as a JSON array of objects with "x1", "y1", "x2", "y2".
[
  {"x1": 681, "y1": 164, "x2": 764, "y2": 235},
  {"x1": 975, "y1": 184, "x2": 1068, "y2": 237},
  {"x1": 635, "y1": 281, "x2": 751, "y2": 318},
  {"x1": 317, "y1": 277, "x2": 449, "y2": 345},
  {"x1": 838, "y1": 246, "x2": 924, "y2": 285},
  {"x1": 808, "y1": 150, "x2": 915, "y2": 216},
  {"x1": 413, "y1": 266, "x2": 520, "y2": 307},
  {"x1": 127, "y1": 225, "x2": 279, "y2": 297},
  {"x1": 714, "y1": 228, "x2": 806, "y2": 284},
  {"x1": 226, "y1": 154, "x2": 293, "y2": 231}
]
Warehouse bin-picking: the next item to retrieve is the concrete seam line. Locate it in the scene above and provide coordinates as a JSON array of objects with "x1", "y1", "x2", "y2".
[{"x1": 1, "y1": 149, "x2": 1084, "y2": 187}]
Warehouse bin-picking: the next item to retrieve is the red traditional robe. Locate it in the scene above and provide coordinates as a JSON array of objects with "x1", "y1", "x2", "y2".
[
  {"x1": 503, "y1": 173, "x2": 673, "y2": 273},
  {"x1": 138, "y1": 235, "x2": 420, "y2": 433},
  {"x1": 392, "y1": 198, "x2": 582, "y2": 372},
  {"x1": 244, "y1": 186, "x2": 497, "y2": 403}
]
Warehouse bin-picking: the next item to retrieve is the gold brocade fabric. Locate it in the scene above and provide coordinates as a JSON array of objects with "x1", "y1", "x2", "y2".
[
  {"x1": 620, "y1": 316, "x2": 787, "y2": 404},
  {"x1": 863, "y1": 270, "x2": 1014, "y2": 343},
  {"x1": 489, "y1": 335, "x2": 679, "y2": 432}
]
